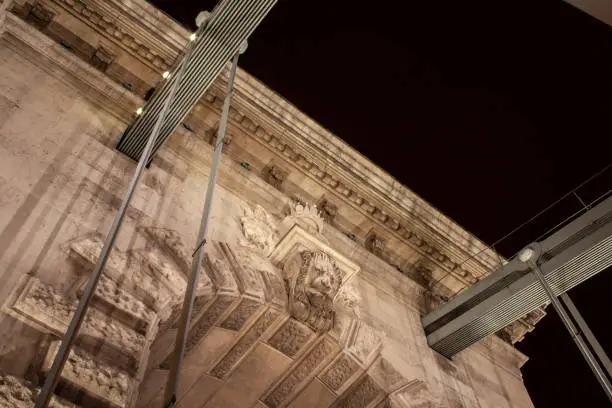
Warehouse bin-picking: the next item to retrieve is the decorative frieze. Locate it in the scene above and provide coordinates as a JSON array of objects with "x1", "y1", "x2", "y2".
[
  {"x1": 49, "y1": 0, "x2": 175, "y2": 70},
  {"x1": 263, "y1": 336, "x2": 338, "y2": 408},
  {"x1": 319, "y1": 353, "x2": 360, "y2": 392},
  {"x1": 160, "y1": 295, "x2": 236, "y2": 369},
  {"x1": 11, "y1": 278, "x2": 145, "y2": 371},
  {"x1": 86, "y1": 275, "x2": 155, "y2": 333},
  {"x1": 267, "y1": 318, "x2": 314, "y2": 358},
  {"x1": 220, "y1": 298, "x2": 262, "y2": 331},
  {"x1": 332, "y1": 375, "x2": 383, "y2": 408},
  {"x1": 0, "y1": 372, "x2": 77, "y2": 408},
  {"x1": 42, "y1": 341, "x2": 132, "y2": 408},
  {"x1": 69, "y1": 236, "x2": 175, "y2": 312},
  {"x1": 138, "y1": 227, "x2": 191, "y2": 272},
  {"x1": 210, "y1": 307, "x2": 281, "y2": 379}
]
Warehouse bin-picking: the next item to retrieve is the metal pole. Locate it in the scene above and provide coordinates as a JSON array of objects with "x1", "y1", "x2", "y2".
[
  {"x1": 532, "y1": 266, "x2": 612, "y2": 402},
  {"x1": 560, "y1": 292, "x2": 612, "y2": 380},
  {"x1": 35, "y1": 28, "x2": 201, "y2": 408},
  {"x1": 162, "y1": 51, "x2": 241, "y2": 407}
]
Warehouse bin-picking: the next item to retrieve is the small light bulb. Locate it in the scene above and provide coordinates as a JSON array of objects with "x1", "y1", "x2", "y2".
[
  {"x1": 162, "y1": 71, "x2": 170, "y2": 79},
  {"x1": 190, "y1": 33, "x2": 197, "y2": 41},
  {"x1": 136, "y1": 107, "x2": 143, "y2": 115}
]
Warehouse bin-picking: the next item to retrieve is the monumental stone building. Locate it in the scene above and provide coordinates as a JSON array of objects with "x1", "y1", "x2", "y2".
[{"x1": 0, "y1": 0, "x2": 546, "y2": 407}]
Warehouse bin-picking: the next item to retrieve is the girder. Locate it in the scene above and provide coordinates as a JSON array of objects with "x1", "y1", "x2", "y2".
[
  {"x1": 423, "y1": 195, "x2": 612, "y2": 358},
  {"x1": 116, "y1": 0, "x2": 278, "y2": 163}
]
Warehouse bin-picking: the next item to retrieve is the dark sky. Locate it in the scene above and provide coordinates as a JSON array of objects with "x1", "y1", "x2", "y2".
[{"x1": 150, "y1": 0, "x2": 612, "y2": 406}]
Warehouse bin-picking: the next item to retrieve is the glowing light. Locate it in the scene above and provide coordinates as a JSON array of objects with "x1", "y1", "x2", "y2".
[
  {"x1": 136, "y1": 107, "x2": 143, "y2": 115},
  {"x1": 162, "y1": 71, "x2": 170, "y2": 79},
  {"x1": 190, "y1": 33, "x2": 197, "y2": 41}
]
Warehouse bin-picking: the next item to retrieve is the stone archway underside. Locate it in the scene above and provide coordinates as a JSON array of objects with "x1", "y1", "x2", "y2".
[{"x1": 1, "y1": 224, "x2": 445, "y2": 408}]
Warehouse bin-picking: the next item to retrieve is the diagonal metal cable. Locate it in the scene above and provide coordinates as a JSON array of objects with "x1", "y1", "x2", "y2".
[{"x1": 430, "y1": 161, "x2": 612, "y2": 291}]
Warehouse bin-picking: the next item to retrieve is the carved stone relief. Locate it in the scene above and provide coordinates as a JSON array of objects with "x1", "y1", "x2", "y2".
[
  {"x1": 0, "y1": 372, "x2": 77, "y2": 408},
  {"x1": 160, "y1": 295, "x2": 236, "y2": 368},
  {"x1": 333, "y1": 375, "x2": 384, "y2": 408},
  {"x1": 280, "y1": 201, "x2": 325, "y2": 238},
  {"x1": 10, "y1": 278, "x2": 146, "y2": 372},
  {"x1": 267, "y1": 318, "x2": 314, "y2": 358},
  {"x1": 335, "y1": 281, "x2": 361, "y2": 317},
  {"x1": 317, "y1": 197, "x2": 338, "y2": 225},
  {"x1": 239, "y1": 204, "x2": 279, "y2": 255},
  {"x1": 138, "y1": 227, "x2": 191, "y2": 272},
  {"x1": 43, "y1": 342, "x2": 132, "y2": 408},
  {"x1": 91, "y1": 46, "x2": 114, "y2": 72},
  {"x1": 319, "y1": 353, "x2": 360, "y2": 392},
  {"x1": 222, "y1": 243, "x2": 268, "y2": 300},
  {"x1": 203, "y1": 242, "x2": 240, "y2": 296},
  {"x1": 347, "y1": 322, "x2": 384, "y2": 367},
  {"x1": 263, "y1": 164, "x2": 287, "y2": 191},
  {"x1": 285, "y1": 250, "x2": 342, "y2": 333},
  {"x1": 391, "y1": 381, "x2": 444, "y2": 408},
  {"x1": 263, "y1": 336, "x2": 339, "y2": 408},
  {"x1": 220, "y1": 298, "x2": 262, "y2": 331},
  {"x1": 25, "y1": 3, "x2": 54, "y2": 29},
  {"x1": 210, "y1": 308, "x2": 281, "y2": 378},
  {"x1": 365, "y1": 230, "x2": 386, "y2": 257}
]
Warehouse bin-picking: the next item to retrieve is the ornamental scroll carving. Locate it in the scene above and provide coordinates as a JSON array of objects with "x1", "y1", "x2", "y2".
[
  {"x1": 285, "y1": 250, "x2": 342, "y2": 333},
  {"x1": 239, "y1": 204, "x2": 278, "y2": 255}
]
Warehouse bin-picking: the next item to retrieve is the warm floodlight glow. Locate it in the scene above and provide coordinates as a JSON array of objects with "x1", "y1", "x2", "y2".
[
  {"x1": 136, "y1": 107, "x2": 143, "y2": 115},
  {"x1": 162, "y1": 71, "x2": 170, "y2": 79},
  {"x1": 190, "y1": 32, "x2": 197, "y2": 41}
]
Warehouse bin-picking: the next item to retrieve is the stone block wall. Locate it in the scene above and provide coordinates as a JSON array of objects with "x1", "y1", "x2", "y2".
[{"x1": 0, "y1": 9, "x2": 535, "y2": 408}]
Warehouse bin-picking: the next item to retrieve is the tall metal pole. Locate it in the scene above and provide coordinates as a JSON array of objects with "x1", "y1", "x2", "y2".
[
  {"x1": 35, "y1": 27, "x2": 202, "y2": 408},
  {"x1": 560, "y1": 292, "x2": 612, "y2": 380},
  {"x1": 532, "y1": 266, "x2": 612, "y2": 402},
  {"x1": 163, "y1": 50, "x2": 242, "y2": 408}
]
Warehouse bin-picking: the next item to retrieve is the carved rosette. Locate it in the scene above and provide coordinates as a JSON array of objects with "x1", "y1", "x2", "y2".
[{"x1": 285, "y1": 250, "x2": 342, "y2": 333}]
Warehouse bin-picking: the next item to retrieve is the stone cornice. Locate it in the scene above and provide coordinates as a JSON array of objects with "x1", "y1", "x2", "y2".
[
  {"x1": 15, "y1": 0, "x2": 502, "y2": 285},
  {"x1": 2, "y1": 11, "x2": 140, "y2": 120},
  {"x1": 207, "y1": 72, "x2": 501, "y2": 287},
  {"x1": 44, "y1": 0, "x2": 189, "y2": 71}
]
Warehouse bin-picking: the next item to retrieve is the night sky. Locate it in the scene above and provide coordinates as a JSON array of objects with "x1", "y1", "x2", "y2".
[{"x1": 150, "y1": 0, "x2": 612, "y2": 405}]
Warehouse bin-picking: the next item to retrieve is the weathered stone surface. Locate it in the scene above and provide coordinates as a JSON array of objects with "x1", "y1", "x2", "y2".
[
  {"x1": 319, "y1": 353, "x2": 361, "y2": 392},
  {"x1": 220, "y1": 298, "x2": 262, "y2": 331},
  {"x1": 43, "y1": 342, "x2": 132, "y2": 408},
  {"x1": 0, "y1": 6, "x2": 537, "y2": 408},
  {"x1": 211, "y1": 308, "x2": 281, "y2": 378},
  {"x1": 333, "y1": 375, "x2": 383, "y2": 408},
  {"x1": 0, "y1": 372, "x2": 78, "y2": 408},
  {"x1": 239, "y1": 204, "x2": 278, "y2": 255},
  {"x1": 285, "y1": 250, "x2": 342, "y2": 333},
  {"x1": 264, "y1": 337, "x2": 338, "y2": 408},
  {"x1": 11, "y1": 279, "x2": 145, "y2": 364},
  {"x1": 267, "y1": 318, "x2": 314, "y2": 358}
]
